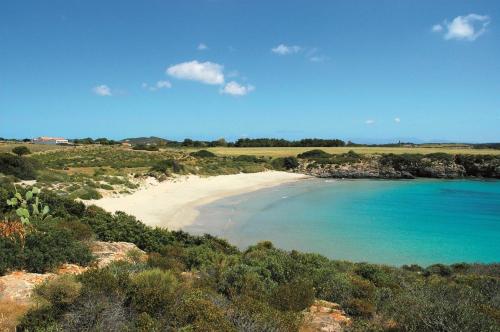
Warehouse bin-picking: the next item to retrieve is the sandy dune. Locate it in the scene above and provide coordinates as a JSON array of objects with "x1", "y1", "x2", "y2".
[{"x1": 91, "y1": 171, "x2": 309, "y2": 230}]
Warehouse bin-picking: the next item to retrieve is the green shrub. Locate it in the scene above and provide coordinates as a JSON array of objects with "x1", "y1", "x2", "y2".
[
  {"x1": 271, "y1": 156, "x2": 299, "y2": 170},
  {"x1": 174, "y1": 289, "x2": 235, "y2": 331},
  {"x1": 271, "y1": 278, "x2": 315, "y2": 311},
  {"x1": 425, "y1": 264, "x2": 452, "y2": 277},
  {"x1": 12, "y1": 146, "x2": 31, "y2": 156},
  {"x1": 345, "y1": 298, "x2": 375, "y2": 317},
  {"x1": 100, "y1": 183, "x2": 114, "y2": 190},
  {"x1": 35, "y1": 275, "x2": 82, "y2": 310},
  {"x1": 23, "y1": 222, "x2": 94, "y2": 273},
  {"x1": 385, "y1": 281, "x2": 498, "y2": 331},
  {"x1": 190, "y1": 149, "x2": 216, "y2": 158},
  {"x1": 129, "y1": 269, "x2": 179, "y2": 316},
  {"x1": 0, "y1": 153, "x2": 38, "y2": 179},
  {"x1": 132, "y1": 144, "x2": 159, "y2": 151},
  {"x1": 81, "y1": 207, "x2": 175, "y2": 252},
  {"x1": 234, "y1": 155, "x2": 265, "y2": 163},
  {"x1": 71, "y1": 187, "x2": 102, "y2": 200},
  {"x1": 0, "y1": 236, "x2": 23, "y2": 275},
  {"x1": 297, "y1": 149, "x2": 331, "y2": 159},
  {"x1": 151, "y1": 159, "x2": 185, "y2": 173}
]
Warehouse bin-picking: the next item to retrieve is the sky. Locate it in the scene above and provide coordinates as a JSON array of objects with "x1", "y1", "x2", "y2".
[{"x1": 1, "y1": 0, "x2": 499, "y2": 143}]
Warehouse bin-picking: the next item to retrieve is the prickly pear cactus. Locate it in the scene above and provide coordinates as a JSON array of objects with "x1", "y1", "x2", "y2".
[{"x1": 6, "y1": 186, "x2": 50, "y2": 225}]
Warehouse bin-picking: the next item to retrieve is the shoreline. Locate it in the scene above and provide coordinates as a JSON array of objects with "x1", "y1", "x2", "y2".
[{"x1": 91, "y1": 171, "x2": 310, "y2": 230}]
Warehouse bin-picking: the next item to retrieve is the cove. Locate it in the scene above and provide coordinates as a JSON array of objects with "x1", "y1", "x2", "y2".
[{"x1": 186, "y1": 179, "x2": 500, "y2": 266}]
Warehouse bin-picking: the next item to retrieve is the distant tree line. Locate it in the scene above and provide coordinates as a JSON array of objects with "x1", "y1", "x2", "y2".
[
  {"x1": 72, "y1": 137, "x2": 121, "y2": 145},
  {"x1": 234, "y1": 138, "x2": 346, "y2": 147}
]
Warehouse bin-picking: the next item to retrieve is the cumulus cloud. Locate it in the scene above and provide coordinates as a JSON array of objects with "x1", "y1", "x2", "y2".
[
  {"x1": 220, "y1": 81, "x2": 254, "y2": 96},
  {"x1": 92, "y1": 85, "x2": 112, "y2": 96},
  {"x1": 271, "y1": 44, "x2": 301, "y2": 55},
  {"x1": 433, "y1": 14, "x2": 490, "y2": 41},
  {"x1": 365, "y1": 119, "x2": 375, "y2": 125},
  {"x1": 167, "y1": 60, "x2": 224, "y2": 85},
  {"x1": 394, "y1": 117, "x2": 401, "y2": 123},
  {"x1": 197, "y1": 43, "x2": 208, "y2": 50},
  {"x1": 143, "y1": 80, "x2": 172, "y2": 91}
]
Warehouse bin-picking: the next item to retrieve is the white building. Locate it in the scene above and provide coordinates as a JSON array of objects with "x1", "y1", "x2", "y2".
[{"x1": 33, "y1": 136, "x2": 69, "y2": 145}]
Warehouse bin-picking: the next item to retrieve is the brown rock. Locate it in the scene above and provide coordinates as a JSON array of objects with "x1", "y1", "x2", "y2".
[
  {"x1": 0, "y1": 271, "x2": 55, "y2": 304},
  {"x1": 91, "y1": 241, "x2": 146, "y2": 267},
  {"x1": 301, "y1": 300, "x2": 351, "y2": 332}
]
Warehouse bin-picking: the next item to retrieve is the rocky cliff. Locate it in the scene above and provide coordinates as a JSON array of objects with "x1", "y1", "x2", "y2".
[{"x1": 296, "y1": 153, "x2": 500, "y2": 179}]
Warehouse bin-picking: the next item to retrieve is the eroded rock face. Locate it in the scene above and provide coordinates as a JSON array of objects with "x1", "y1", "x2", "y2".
[
  {"x1": 301, "y1": 300, "x2": 351, "y2": 332},
  {"x1": 0, "y1": 271, "x2": 55, "y2": 304},
  {"x1": 296, "y1": 155, "x2": 500, "y2": 179},
  {"x1": 0, "y1": 241, "x2": 145, "y2": 305},
  {"x1": 91, "y1": 241, "x2": 146, "y2": 268}
]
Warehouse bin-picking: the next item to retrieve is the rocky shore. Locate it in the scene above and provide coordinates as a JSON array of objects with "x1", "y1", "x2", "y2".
[{"x1": 296, "y1": 154, "x2": 500, "y2": 179}]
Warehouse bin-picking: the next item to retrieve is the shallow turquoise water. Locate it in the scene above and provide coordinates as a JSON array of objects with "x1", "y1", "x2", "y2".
[{"x1": 186, "y1": 179, "x2": 500, "y2": 266}]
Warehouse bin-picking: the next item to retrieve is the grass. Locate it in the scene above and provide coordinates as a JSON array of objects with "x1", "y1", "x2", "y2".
[
  {"x1": 0, "y1": 300, "x2": 30, "y2": 332},
  {"x1": 0, "y1": 142, "x2": 71, "y2": 154},
  {"x1": 206, "y1": 146, "x2": 500, "y2": 157}
]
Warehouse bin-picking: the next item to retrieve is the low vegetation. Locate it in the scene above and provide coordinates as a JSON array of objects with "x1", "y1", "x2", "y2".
[
  {"x1": 12, "y1": 146, "x2": 31, "y2": 156},
  {"x1": 0, "y1": 184, "x2": 498, "y2": 331}
]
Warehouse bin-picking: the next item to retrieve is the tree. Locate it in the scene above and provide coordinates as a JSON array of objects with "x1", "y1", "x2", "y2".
[{"x1": 12, "y1": 146, "x2": 31, "y2": 156}]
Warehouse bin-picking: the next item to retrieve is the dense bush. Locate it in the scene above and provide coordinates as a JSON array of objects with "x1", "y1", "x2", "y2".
[
  {"x1": 234, "y1": 154, "x2": 266, "y2": 163},
  {"x1": 190, "y1": 149, "x2": 216, "y2": 158},
  {"x1": 271, "y1": 156, "x2": 299, "y2": 170},
  {"x1": 297, "y1": 149, "x2": 332, "y2": 159},
  {"x1": 151, "y1": 159, "x2": 185, "y2": 174},
  {"x1": 132, "y1": 144, "x2": 159, "y2": 151},
  {"x1": 12, "y1": 146, "x2": 31, "y2": 156},
  {"x1": 0, "y1": 153, "x2": 38, "y2": 179},
  {"x1": 0, "y1": 220, "x2": 93, "y2": 274},
  {"x1": 3, "y1": 184, "x2": 500, "y2": 331}
]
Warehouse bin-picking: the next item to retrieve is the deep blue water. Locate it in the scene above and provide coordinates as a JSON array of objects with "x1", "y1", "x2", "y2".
[{"x1": 185, "y1": 179, "x2": 500, "y2": 266}]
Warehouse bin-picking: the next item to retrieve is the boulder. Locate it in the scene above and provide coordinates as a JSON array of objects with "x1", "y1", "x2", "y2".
[
  {"x1": 0, "y1": 241, "x2": 145, "y2": 305},
  {"x1": 91, "y1": 241, "x2": 146, "y2": 267},
  {"x1": 301, "y1": 300, "x2": 351, "y2": 332}
]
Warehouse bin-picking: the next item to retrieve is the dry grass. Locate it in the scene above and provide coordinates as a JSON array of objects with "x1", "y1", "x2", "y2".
[
  {"x1": 0, "y1": 300, "x2": 29, "y2": 332},
  {"x1": 207, "y1": 146, "x2": 500, "y2": 157},
  {"x1": 0, "y1": 142, "x2": 71, "y2": 154}
]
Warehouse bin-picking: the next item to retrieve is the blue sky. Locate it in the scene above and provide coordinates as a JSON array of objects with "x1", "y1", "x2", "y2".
[{"x1": 1, "y1": 0, "x2": 499, "y2": 142}]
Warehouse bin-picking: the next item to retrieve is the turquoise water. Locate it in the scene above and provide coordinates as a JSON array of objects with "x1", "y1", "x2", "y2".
[{"x1": 186, "y1": 179, "x2": 500, "y2": 266}]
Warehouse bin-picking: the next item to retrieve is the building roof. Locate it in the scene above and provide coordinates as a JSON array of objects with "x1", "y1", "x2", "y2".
[{"x1": 34, "y1": 136, "x2": 67, "y2": 141}]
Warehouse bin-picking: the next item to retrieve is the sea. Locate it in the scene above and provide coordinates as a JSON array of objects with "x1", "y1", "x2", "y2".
[{"x1": 185, "y1": 179, "x2": 500, "y2": 266}]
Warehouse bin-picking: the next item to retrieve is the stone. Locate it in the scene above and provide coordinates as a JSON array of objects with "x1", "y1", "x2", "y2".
[
  {"x1": 91, "y1": 241, "x2": 146, "y2": 268},
  {"x1": 301, "y1": 300, "x2": 351, "y2": 332}
]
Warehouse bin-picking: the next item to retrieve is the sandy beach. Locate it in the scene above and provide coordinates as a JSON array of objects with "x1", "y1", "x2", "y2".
[{"x1": 91, "y1": 171, "x2": 309, "y2": 230}]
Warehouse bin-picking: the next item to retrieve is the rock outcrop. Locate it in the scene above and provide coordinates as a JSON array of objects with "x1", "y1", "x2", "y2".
[
  {"x1": 91, "y1": 241, "x2": 145, "y2": 268},
  {"x1": 297, "y1": 154, "x2": 499, "y2": 179},
  {"x1": 301, "y1": 300, "x2": 351, "y2": 332},
  {"x1": 0, "y1": 241, "x2": 145, "y2": 304}
]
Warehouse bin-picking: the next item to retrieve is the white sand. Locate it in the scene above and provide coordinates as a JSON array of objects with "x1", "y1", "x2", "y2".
[{"x1": 91, "y1": 171, "x2": 309, "y2": 230}]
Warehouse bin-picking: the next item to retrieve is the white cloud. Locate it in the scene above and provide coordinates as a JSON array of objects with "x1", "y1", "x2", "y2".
[
  {"x1": 433, "y1": 14, "x2": 490, "y2": 41},
  {"x1": 155, "y1": 80, "x2": 172, "y2": 89},
  {"x1": 220, "y1": 81, "x2": 254, "y2": 96},
  {"x1": 197, "y1": 43, "x2": 208, "y2": 50},
  {"x1": 365, "y1": 119, "x2": 375, "y2": 125},
  {"x1": 143, "y1": 80, "x2": 172, "y2": 91},
  {"x1": 432, "y1": 24, "x2": 443, "y2": 32},
  {"x1": 309, "y1": 55, "x2": 329, "y2": 62},
  {"x1": 166, "y1": 60, "x2": 224, "y2": 85},
  {"x1": 394, "y1": 117, "x2": 401, "y2": 123},
  {"x1": 271, "y1": 44, "x2": 301, "y2": 55},
  {"x1": 92, "y1": 85, "x2": 112, "y2": 96}
]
